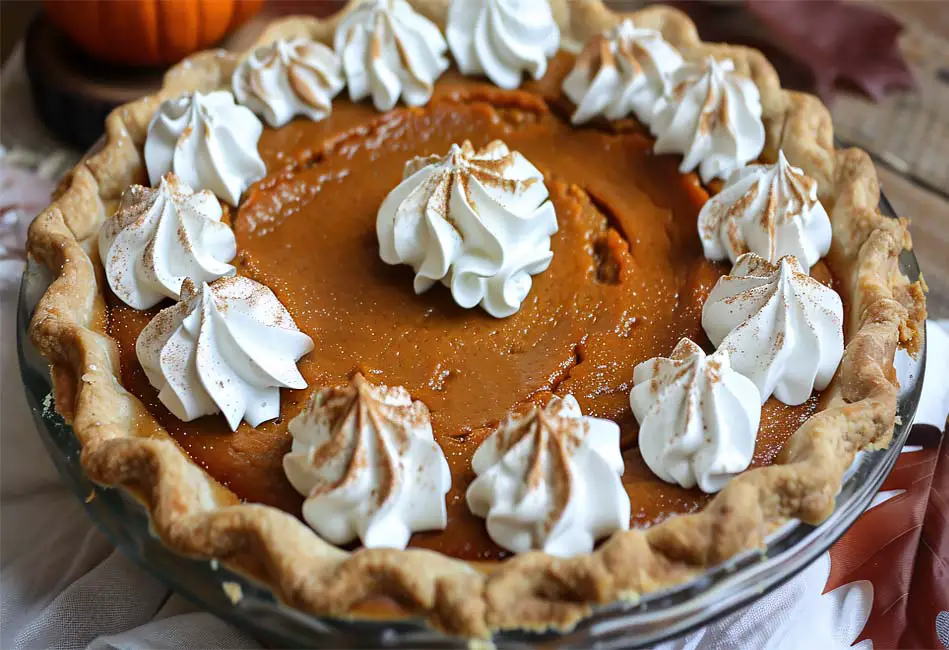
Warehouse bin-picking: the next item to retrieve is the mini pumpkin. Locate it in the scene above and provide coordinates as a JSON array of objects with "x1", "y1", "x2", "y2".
[{"x1": 44, "y1": 0, "x2": 264, "y2": 67}]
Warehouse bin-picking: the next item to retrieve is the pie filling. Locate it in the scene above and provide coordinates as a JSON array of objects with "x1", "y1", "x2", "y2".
[{"x1": 105, "y1": 56, "x2": 834, "y2": 561}]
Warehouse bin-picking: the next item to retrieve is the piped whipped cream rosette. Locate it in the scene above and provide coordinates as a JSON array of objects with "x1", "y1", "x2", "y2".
[
  {"x1": 283, "y1": 374, "x2": 451, "y2": 549},
  {"x1": 145, "y1": 90, "x2": 266, "y2": 206},
  {"x1": 98, "y1": 173, "x2": 236, "y2": 310},
  {"x1": 233, "y1": 38, "x2": 345, "y2": 127},
  {"x1": 334, "y1": 0, "x2": 449, "y2": 111},
  {"x1": 651, "y1": 57, "x2": 765, "y2": 183},
  {"x1": 562, "y1": 19, "x2": 683, "y2": 125},
  {"x1": 702, "y1": 253, "x2": 844, "y2": 405},
  {"x1": 629, "y1": 338, "x2": 762, "y2": 493},
  {"x1": 376, "y1": 139, "x2": 558, "y2": 318},
  {"x1": 136, "y1": 277, "x2": 313, "y2": 430},
  {"x1": 466, "y1": 395, "x2": 630, "y2": 556},
  {"x1": 446, "y1": 0, "x2": 560, "y2": 90},
  {"x1": 698, "y1": 150, "x2": 832, "y2": 267}
]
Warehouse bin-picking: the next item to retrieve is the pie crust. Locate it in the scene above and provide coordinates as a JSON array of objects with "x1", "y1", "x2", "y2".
[{"x1": 27, "y1": 0, "x2": 926, "y2": 637}]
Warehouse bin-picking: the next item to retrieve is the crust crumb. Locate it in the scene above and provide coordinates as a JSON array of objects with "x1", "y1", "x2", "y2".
[{"x1": 222, "y1": 581, "x2": 243, "y2": 605}]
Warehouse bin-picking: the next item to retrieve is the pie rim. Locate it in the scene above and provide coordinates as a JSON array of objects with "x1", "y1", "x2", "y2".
[{"x1": 26, "y1": 0, "x2": 927, "y2": 637}]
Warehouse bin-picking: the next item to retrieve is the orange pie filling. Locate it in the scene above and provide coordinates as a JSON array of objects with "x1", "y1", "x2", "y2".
[{"x1": 105, "y1": 59, "x2": 836, "y2": 562}]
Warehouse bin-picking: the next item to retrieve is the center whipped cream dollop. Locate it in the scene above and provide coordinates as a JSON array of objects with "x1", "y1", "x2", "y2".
[
  {"x1": 698, "y1": 150, "x2": 832, "y2": 268},
  {"x1": 377, "y1": 140, "x2": 558, "y2": 318},
  {"x1": 702, "y1": 253, "x2": 844, "y2": 405},
  {"x1": 446, "y1": 0, "x2": 560, "y2": 90},
  {"x1": 232, "y1": 37, "x2": 344, "y2": 127},
  {"x1": 334, "y1": 0, "x2": 449, "y2": 111},
  {"x1": 651, "y1": 57, "x2": 765, "y2": 183},
  {"x1": 629, "y1": 338, "x2": 761, "y2": 493},
  {"x1": 98, "y1": 173, "x2": 236, "y2": 310},
  {"x1": 466, "y1": 395, "x2": 629, "y2": 557},
  {"x1": 136, "y1": 277, "x2": 313, "y2": 430},
  {"x1": 283, "y1": 374, "x2": 451, "y2": 549},
  {"x1": 562, "y1": 19, "x2": 683, "y2": 125},
  {"x1": 145, "y1": 91, "x2": 266, "y2": 206}
]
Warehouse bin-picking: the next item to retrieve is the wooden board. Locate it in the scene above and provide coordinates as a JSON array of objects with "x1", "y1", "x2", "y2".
[
  {"x1": 877, "y1": 166, "x2": 949, "y2": 318},
  {"x1": 831, "y1": 1, "x2": 949, "y2": 200},
  {"x1": 22, "y1": 14, "x2": 168, "y2": 149},
  {"x1": 827, "y1": 1, "x2": 949, "y2": 318}
]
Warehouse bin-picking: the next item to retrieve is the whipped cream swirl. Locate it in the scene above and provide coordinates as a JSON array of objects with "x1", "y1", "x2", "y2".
[
  {"x1": 466, "y1": 395, "x2": 630, "y2": 556},
  {"x1": 702, "y1": 253, "x2": 844, "y2": 405},
  {"x1": 377, "y1": 140, "x2": 558, "y2": 318},
  {"x1": 629, "y1": 338, "x2": 761, "y2": 493},
  {"x1": 283, "y1": 374, "x2": 451, "y2": 549},
  {"x1": 446, "y1": 0, "x2": 560, "y2": 90},
  {"x1": 98, "y1": 173, "x2": 236, "y2": 310},
  {"x1": 651, "y1": 57, "x2": 765, "y2": 183},
  {"x1": 698, "y1": 150, "x2": 832, "y2": 268},
  {"x1": 562, "y1": 19, "x2": 683, "y2": 125},
  {"x1": 233, "y1": 38, "x2": 344, "y2": 127},
  {"x1": 334, "y1": 0, "x2": 449, "y2": 111},
  {"x1": 145, "y1": 91, "x2": 266, "y2": 206},
  {"x1": 136, "y1": 277, "x2": 313, "y2": 430}
]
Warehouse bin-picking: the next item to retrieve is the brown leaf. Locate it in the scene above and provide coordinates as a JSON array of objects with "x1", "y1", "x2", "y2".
[
  {"x1": 663, "y1": 0, "x2": 916, "y2": 103},
  {"x1": 746, "y1": 0, "x2": 916, "y2": 102}
]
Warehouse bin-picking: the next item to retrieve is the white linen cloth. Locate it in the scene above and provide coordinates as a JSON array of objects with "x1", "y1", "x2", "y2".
[{"x1": 2, "y1": 45, "x2": 947, "y2": 650}]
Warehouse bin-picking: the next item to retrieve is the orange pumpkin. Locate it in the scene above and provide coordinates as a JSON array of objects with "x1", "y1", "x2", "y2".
[{"x1": 44, "y1": 0, "x2": 265, "y2": 67}]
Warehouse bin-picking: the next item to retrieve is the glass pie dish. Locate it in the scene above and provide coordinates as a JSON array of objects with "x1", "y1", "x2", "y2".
[{"x1": 17, "y1": 188, "x2": 925, "y2": 649}]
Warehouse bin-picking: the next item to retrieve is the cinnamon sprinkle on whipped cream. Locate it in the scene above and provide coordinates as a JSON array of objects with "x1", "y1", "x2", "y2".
[
  {"x1": 283, "y1": 373, "x2": 451, "y2": 549},
  {"x1": 702, "y1": 253, "x2": 844, "y2": 405},
  {"x1": 630, "y1": 338, "x2": 762, "y2": 493},
  {"x1": 376, "y1": 139, "x2": 558, "y2": 318},
  {"x1": 466, "y1": 395, "x2": 629, "y2": 556},
  {"x1": 698, "y1": 151, "x2": 832, "y2": 267}
]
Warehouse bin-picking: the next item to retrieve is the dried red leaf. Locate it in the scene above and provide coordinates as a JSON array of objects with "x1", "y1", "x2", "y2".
[
  {"x1": 745, "y1": 0, "x2": 915, "y2": 102},
  {"x1": 664, "y1": 0, "x2": 915, "y2": 103}
]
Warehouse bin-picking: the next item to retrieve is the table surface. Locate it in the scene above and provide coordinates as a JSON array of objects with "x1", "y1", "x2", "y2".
[
  {"x1": 2, "y1": 0, "x2": 947, "y2": 316},
  {"x1": 829, "y1": 1, "x2": 949, "y2": 319}
]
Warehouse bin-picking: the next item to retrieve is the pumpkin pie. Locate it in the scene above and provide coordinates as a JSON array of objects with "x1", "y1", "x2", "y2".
[{"x1": 27, "y1": 0, "x2": 925, "y2": 638}]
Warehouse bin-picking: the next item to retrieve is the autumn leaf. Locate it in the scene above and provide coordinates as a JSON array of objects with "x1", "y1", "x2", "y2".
[
  {"x1": 898, "y1": 431, "x2": 949, "y2": 649},
  {"x1": 746, "y1": 0, "x2": 915, "y2": 102},
  {"x1": 825, "y1": 426, "x2": 946, "y2": 649},
  {"x1": 666, "y1": 0, "x2": 916, "y2": 103}
]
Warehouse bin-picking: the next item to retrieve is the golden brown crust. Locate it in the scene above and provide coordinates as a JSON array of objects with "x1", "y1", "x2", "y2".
[{"x1": 27, "y1": 0, "x2": 926, "y2": 638}]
